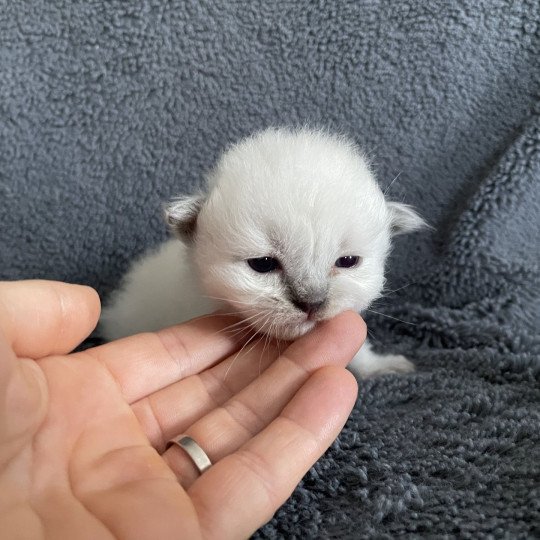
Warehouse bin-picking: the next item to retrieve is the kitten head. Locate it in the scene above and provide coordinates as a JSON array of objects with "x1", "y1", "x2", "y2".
[{"x1": 165, "y1": 128, "x2": 425, "y2": 340}]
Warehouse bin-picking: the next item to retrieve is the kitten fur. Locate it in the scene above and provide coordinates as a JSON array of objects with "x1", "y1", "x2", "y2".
[{"x1": 100, "y1": 128, "x2": 425, "y2": 378}]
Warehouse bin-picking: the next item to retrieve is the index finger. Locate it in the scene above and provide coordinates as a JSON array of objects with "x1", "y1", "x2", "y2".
[{"x1": 82, "y1": 314, "x2": 248, "y2": 403}]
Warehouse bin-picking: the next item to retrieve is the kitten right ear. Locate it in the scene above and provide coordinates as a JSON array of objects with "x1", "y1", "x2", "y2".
[{"x1": 164, "y1": 193, "x2": 206, "y2": 241}]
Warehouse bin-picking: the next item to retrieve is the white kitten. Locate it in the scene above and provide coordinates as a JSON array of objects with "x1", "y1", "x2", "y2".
[{"x1": 100, "y1": 128, "x2": 425, "y2": 378}]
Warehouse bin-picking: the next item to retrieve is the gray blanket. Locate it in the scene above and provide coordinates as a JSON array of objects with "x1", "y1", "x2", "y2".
[{"x1": 1, "y1": 1, "x2": 539, "y2": 537}]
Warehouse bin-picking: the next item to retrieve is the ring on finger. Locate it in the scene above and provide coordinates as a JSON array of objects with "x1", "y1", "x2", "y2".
[{"x1": 166, "y1": 435, "x2": 212, "y2": 475}]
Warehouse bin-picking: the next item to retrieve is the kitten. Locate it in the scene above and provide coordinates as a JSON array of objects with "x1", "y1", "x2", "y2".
[{"x1": 100, "y1": 128, "x2": 426, "y2": 378}]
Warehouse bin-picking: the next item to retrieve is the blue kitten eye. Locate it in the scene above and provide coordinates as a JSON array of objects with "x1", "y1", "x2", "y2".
[
  {"x1": 335, "y1": 256, "x2": 360, "y2": 268},
  {"x1": 247, "y1": 257, "x2": 281, "y2": 273}
]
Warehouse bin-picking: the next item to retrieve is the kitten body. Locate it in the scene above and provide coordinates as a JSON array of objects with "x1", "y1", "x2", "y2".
[{"x1": 101, "y1": 128, "x2": 425, "y2": 378}]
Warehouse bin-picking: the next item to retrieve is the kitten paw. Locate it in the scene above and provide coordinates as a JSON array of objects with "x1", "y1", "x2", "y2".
[
  {"x1": 347, "y1": 342, "x2": 415, "y2": 379},
  {"x1": 368, "y1": 354, "x2": 415, "y2": 376}
]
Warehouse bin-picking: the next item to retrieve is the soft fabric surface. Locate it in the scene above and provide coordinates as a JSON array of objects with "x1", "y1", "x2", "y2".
[{"x1": 1, "y1": 1, "x2": 539, "y2": 537}]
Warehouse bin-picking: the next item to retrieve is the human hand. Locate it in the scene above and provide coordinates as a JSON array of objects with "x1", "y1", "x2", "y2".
[{"x1": 0, "y1": 280, "x2": 365, "y2": 539}]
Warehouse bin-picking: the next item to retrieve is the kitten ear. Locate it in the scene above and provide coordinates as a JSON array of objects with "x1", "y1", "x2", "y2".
[
  {"x1": 387, "y1": 202, "x2": 428, "y2": 236},
  {"x1": 164, "y1": 193, "x2": 206, "y2": 241}
]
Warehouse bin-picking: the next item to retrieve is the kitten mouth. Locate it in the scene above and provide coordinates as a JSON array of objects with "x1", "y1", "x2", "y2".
[
  {"x1": 245, "y1": 313, "x2": 315, "y2": 340},
  {"x1": 232, "y1": 305, "x2": 323, "y2": 341},
  {"x1": 263, "y1": 319, "x2": 316, "y2": 340}
]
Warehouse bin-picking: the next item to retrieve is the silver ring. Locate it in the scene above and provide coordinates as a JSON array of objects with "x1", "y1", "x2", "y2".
[{"x1": 166, "y1": 435, "x2": 212, "y2": 474}]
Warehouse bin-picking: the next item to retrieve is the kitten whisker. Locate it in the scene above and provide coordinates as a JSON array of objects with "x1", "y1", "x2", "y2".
[
  {"x1": 200, "y1": 311, "x2": 266, "y2": 342},
  {"x1": 190, "y1": 308, "x2": 269, "y2": 337},
  {"x1": 222, "y1": 324, "x2": 254, "y2": 341},
  {"x1": 192, "y1": 311, "x2": 246, "y2": 321},
  {"x1": 365, "y1": 308, "x2": 416, "y2": 326},
  {"x1": 223, "y1": 331, "x2": 259, "y2": 382},
  {"x1": 220, "y1": 314, "x2": 259, "y2": 331},
  {"x1": 383, "y1": 171, "x2": 402, "y2": 196},
  {"x1": 260, "y1": 330, "x2": 273, "y2": 377},
  {"x1": 211, "y1": 310, "x2": 267, "y2": 336},
  {"x1": 223, "y1": 311, "x2": 273, "y2": 382},
  {"x1": 202, "y1": 294, "x2": 266, "y2": 307},
  {"x1": 239, "y1": 334, "x2": 266, "y2": 372},
  {"x1": 381, "y1": 281, "x2": 417, "y2": 296},
  {"x1": 366, "y1": 328, "x2": 382, "y2": 345},
  {"x1": 258, "y1": 314, "x2": 280, "y2": 377},
  {"x1": 276, "y1": 336, "x2": 282, "y2": 359}
]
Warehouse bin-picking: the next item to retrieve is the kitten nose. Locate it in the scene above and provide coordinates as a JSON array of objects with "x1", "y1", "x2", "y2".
[{"x1": 291, "y1": 298, "x2": 325, "y2": 317}]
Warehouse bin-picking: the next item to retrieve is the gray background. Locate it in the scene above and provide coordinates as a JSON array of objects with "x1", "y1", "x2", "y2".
[{"x1": 1, "y1": 1, "x2": 539, "y2": 537}]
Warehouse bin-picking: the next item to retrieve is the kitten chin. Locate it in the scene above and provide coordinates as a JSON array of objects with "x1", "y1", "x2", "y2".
[
  {"x1": 254, "y1": 318, "x2": 316, "y2": 341},
  {"x1": 100, "y1": 127, "x2": 427, "y2": 379}
]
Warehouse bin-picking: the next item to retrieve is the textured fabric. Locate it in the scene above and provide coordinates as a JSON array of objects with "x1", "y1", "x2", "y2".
[{"x1": 1, "y1": 1, "x2": 539, "y2": 537}]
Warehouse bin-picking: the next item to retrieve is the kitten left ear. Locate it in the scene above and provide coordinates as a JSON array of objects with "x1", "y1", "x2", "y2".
[
  {"x1": 387, "y1": 202, "x2": 427, "y2": 236},
  {"x1": 164, "y1": 193, "x2": 206, "y2": 241}
]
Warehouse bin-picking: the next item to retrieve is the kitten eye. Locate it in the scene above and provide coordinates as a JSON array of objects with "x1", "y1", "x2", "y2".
[
  {"x1": 335, "y1": 255, "x2": 361, "y2": 269},
  {"x1": 247, "y1": 257, "x2": 281, "y2": 273}
]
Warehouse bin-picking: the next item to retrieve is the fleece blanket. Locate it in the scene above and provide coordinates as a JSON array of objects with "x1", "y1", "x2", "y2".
[{"x1": 1, "y1": 1, "x2": 539, "y2": 537}]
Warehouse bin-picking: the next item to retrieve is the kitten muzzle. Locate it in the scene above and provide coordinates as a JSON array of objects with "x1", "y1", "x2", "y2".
[{"x1": 290, "y1": 295, "x2": 327, "y2": 320}]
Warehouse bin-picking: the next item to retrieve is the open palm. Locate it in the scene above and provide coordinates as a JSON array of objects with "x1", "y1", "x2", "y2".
[{"x1": 0, "y1": 281, "x2": 364, "y2": 539}]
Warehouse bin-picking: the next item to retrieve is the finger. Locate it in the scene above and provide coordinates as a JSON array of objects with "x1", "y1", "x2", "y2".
[
  {"x1": 84, "y1": 314, "x2": 250, "y2": 403},
  {"x1": 161, "y1": 312, "x2": 365, "y2": 484},
  {"x1": 132, "y1": 335, "x2": 282, "y2": 450},
  {"x1": 0, "y1": 280, "x2": 100, "y2": 358},
  {"x1": 189, "y1": 366, "x2": 358, "y2": 539}
]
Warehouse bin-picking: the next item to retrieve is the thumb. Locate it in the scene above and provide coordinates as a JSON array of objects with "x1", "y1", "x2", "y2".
[
  {"x1": 0, "y1": 280, "x2": 101, "y2": 358},
  {"x1": 0, "y1": 325, "x2": 48, "y2": 464}
]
